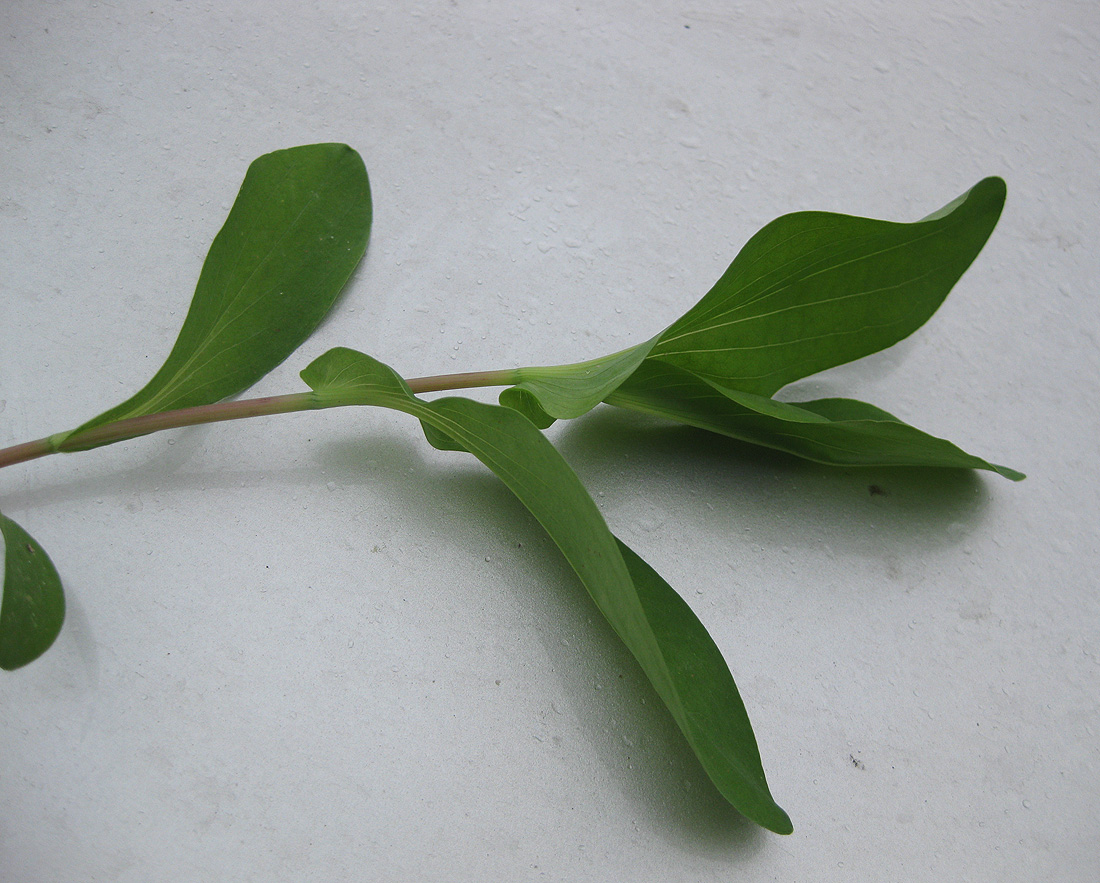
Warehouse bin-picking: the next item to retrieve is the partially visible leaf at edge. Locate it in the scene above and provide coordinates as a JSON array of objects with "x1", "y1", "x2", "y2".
[
  {"x1": 606, "y1": 359, "x2": 1024, "y2": 479},
  {"x1": 0, "y1": 512, "x2": 65, "y2": 670},
  {"x1": 647, "y1": 177, "x2": 1006, "y2": 396},
  {"x1": 58, "y1": 143, "x2": 372, "y2": 451},
  {"x1": 301, "y1": 346, "x2": 793, "y2": 834}
]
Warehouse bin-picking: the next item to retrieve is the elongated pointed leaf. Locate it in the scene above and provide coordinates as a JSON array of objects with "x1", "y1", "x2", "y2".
[
  {"x1": 647, "y1": 177, "x2": 1006, "y2": 395},
  {"x1": 301, "y1": 347, "x2": 792, "y2": 833},
  {"x1": 59, "y1": 143, "x2": 372, "y2": 451},
  {"x1": 497, "y1": 179, "x2": 1011, "y2": 479},
  {"x1": 606, "y1": 359, "x2": 1023, "y2": 479},
  {"x1": 0, "y1": 513, "x2": 65, "y2": 670},
  {"x1": 612, "y1": 539, "x2": 785, "y2": 825}
]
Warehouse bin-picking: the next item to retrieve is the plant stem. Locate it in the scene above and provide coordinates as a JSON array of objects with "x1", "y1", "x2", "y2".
[
  {"x1": 0, "y1": 438, "x2": 57, "y2": 470},
  {"x1": 55, "y1": 392, "x2": 321, "y2": 453},
  {"x1": 0, "y1": 367, "x2": 520, "y2": 471},
  {"x1": 406, "y1": 368, "x2": 519, "y2": 393}
]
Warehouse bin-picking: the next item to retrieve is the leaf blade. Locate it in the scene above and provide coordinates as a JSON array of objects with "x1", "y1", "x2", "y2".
[
  {"x1": 614, "y1": 538, "x2": 792, "y2": 833},
  {"x1": 0, "y1": 513, "x2": 65, "y2": 670},
  {"x1": 302, "y1": 347, "x2": 792, "y2": 832},
  {"x1": 648, "y1": 177, "x2": 1006, "y2": 395},
  {"x1": 61, "y1": 143, "x2": 372, "y2": 450},
  {"x1": 607, "y1": 359, "x2": 1023, "y2": 478}
]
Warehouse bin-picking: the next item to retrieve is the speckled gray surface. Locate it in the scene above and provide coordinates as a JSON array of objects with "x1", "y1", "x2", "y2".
[{"x1": 1, "y1": 2, "x2": 1097, "y2": 879}]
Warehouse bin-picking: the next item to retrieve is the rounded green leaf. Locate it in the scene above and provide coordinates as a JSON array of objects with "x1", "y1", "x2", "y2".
[
  {"x1": 0, "y1": 513, "x2": 65, "y2": 670},
  {"x1": 60, "y1": 143, "x2": 372, "y2": 451}
]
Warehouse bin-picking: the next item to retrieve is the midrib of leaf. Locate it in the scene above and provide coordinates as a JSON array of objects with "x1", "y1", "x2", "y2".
[
  {"x1": 662, "y1": 220, "x2": 879, "y2": 332},
  {"x1": 659, "y1": 193, "x2": 978, "y2": 338},
  {"x1": 656, "y1": 271, "x2": 940, "y2": 361}
]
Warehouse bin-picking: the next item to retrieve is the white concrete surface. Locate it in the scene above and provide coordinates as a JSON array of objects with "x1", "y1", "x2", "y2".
[{"x1": 1, "y1": 1, "x2": 1096, "y2": 879}]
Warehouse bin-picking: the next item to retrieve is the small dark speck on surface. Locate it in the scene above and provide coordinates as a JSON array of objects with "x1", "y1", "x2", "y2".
[{"x1": 868, "y1": 484, "x2": 887, "y2": 497}]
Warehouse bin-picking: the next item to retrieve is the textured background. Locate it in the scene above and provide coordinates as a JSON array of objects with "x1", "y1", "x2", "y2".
[{"x1": 1, "y1": 1, "x2": 1097, "y2": 879}]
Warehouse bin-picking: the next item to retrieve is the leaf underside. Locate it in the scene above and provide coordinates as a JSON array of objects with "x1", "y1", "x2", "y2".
[
  {"x1": 607, "y1": 359, "x2": 1025, "y2": 479},
  {"x1": 302, "y1": 347, "x2": 793, "y2": 834}
]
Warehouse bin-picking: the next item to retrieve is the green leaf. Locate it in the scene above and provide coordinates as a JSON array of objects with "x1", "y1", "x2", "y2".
[
  {"x1": 302, "y1": 347, "x2": 792, "y2": 833},
  {"x1": 613, "y1": 539, "x2": 790, "y2": 833},
  {"x1": 607, "y1": 359, "x2": 1023, "y2": 479},
  {"x1": 493, "y1": 178, "x2": 1014, "y2": 478},
  {"x1": 0, "y1": 512, "x2": 65, "y2": 670},
  {"x1": 647, "y1": 177, "x2": 1006, "y2": 396},
  {"x1": 59, "y1": 143, "x2": 372, "y2": 451}
]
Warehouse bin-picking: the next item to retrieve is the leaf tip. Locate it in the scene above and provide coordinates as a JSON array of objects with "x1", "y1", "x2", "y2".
[
  {"x1": 972, "y1": 175, "x2": 1007, "y2": 217},
  {"x1": 770, "y1": 810, "x2": 795, "y2": 836}
]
